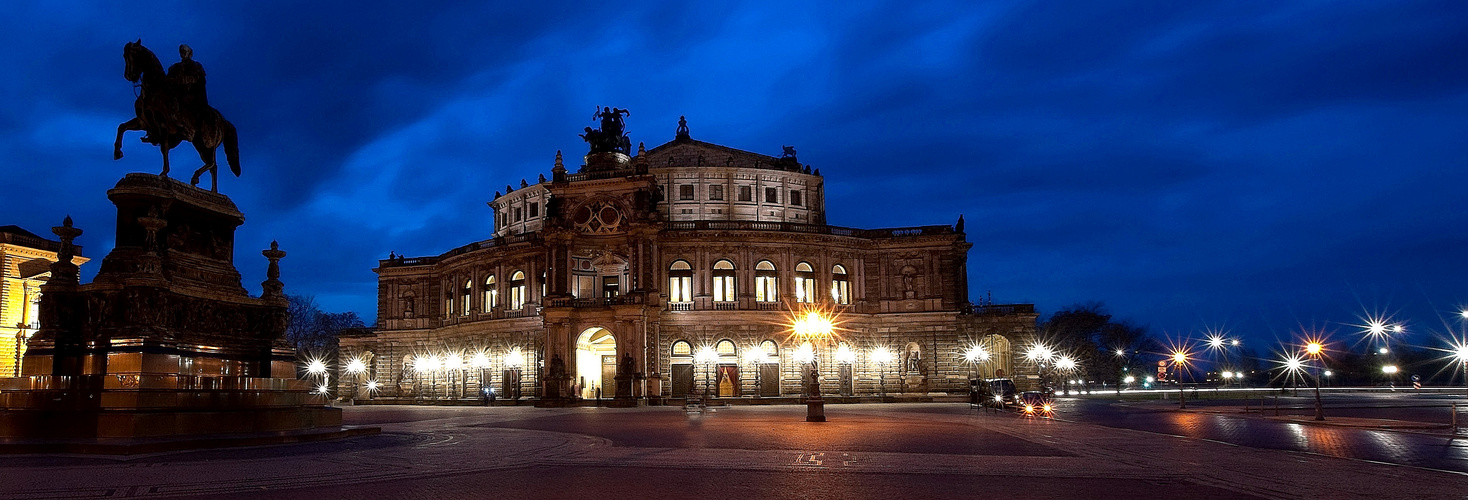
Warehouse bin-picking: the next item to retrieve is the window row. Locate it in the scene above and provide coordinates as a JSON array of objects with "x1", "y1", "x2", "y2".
[
  {"x1": 441, "y1": 270, "x2": 545, "y2": 317},
  {"x1": 668, "y1": 260, "x2": 850, "y2": 305},
  {"x1": 497, "y1": 202, "x2": 541, "y2": 228},
  {"x1": 676, "y1": 184, "x2": 804, "y2": 206}
]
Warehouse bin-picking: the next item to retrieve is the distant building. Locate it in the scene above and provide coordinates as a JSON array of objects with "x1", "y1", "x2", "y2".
[
  {"x1": 0, "y1": 225, "x2": 88, "y2": 377},
  {"x1": 341, "y1": 116, "x2": 1036, "y2": 402}
]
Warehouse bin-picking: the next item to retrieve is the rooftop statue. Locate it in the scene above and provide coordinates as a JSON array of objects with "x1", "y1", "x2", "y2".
[
  {"x1": 580, "y1": 106, "x2": 631, "y2": 155},
  {"x1": 113, "y1": 40, "x2": 240, "y2": 192}
]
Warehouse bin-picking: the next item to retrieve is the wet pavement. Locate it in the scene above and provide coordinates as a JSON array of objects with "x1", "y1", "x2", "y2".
[
  {"x1": 2, "y1": 402, "x2": 1467, "y2": 499},
  {"x1": 1054, "y1": 392, "x2": 1468, "y2": 473}
]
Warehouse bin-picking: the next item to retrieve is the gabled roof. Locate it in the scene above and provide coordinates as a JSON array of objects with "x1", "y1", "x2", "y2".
[
  {"x1": 640, "y1": 137, "x2": 802, "y2": 172},
  {"x1": 0, "y1": 225, "x2": 45, "y2": 240}
]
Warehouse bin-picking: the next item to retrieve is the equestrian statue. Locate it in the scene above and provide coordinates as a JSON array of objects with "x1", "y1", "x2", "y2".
[{"x1": 114, "y1": 40, "x2": 240, "y2": 192}]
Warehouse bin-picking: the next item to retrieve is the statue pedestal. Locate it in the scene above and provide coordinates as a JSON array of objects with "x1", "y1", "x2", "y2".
[{"x1": 0, "y1": 174, "x2": 352, "y2": 450}]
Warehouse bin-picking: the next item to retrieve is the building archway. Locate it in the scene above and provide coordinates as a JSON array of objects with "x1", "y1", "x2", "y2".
[{"x1": 575, "y1": 327, "x2": 618, "y2": 399}]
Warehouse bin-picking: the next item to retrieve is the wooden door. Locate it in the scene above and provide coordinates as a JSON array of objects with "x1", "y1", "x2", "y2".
[
  {"x1": 671, "y1": 363, "x2": 694, "y2": 397},
  {"x1": 760, "y1": 363, "x2": 781, "y2": 396}
]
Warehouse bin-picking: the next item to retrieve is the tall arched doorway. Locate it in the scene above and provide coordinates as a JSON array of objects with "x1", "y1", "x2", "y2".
[{"x1": 575, "y1": 327, "x2": 617, "y2": 399}]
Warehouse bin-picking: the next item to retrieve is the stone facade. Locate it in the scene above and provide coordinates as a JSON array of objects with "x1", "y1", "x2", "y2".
[
  {"x1": 343, "y1": 119, "x2": 1038, "y2": 403},
  {"x1": 0, "y1": 227, "x2": 89, "y2": 377}
]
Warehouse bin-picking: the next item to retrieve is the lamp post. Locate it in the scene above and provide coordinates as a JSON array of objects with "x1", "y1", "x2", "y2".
[
  {"x1": 872, "y1": 346, "x2": 894, "y2": 398},
  {"x1": 744, "y1": 346, "x2": 767, "y2": 398},
  {"x1": 344, "y1": 356, "x2": 366, "y2": 402},
  {"x1": 306, "y1": 357, "x2": 329, "y2": 401},
  {"x1": 695, "y1": 345, "x2": 717, "y2": 401},
  {"x1": 471, "y1": 349, "x2": 492, "y2": 402},
  {"x1": 793, "y1": 311, "x2": 834, "y2": 422},
  {"x1": 1452, "y1": 341, "x2": 1468, "y2": 397},
  {"x1": 1172, "y1": 351, "x2": 1188, "y2": 409},
  {"x1": 504, "y1": 347, "x2": 524, "y2": 400},
  {"x1": 1306, "y1": 341, "x2": 1325, "y2": 421}
]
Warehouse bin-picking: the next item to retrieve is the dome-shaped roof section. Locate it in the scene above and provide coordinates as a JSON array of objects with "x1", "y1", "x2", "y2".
[{"x1": 641, "y1": 138, "x2": 803, "y2": 173}]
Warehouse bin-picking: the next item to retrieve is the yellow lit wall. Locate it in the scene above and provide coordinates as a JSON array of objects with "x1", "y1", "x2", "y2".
[{"x1": 0, "y1": 237, "x2": 88, "y2": 377}]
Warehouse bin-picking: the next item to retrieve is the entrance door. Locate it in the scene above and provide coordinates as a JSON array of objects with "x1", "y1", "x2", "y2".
[
  {"x1": 671, "y1": 363, "x2": 694, "y2": 397},
  {"x1": 716, "y1": 365, "x2": 739, "y2": 397},
  {"x1": 600, "y1": 355, "x2": 617, "y2": 398},
  {"x1": 501, "y1": 369, "x2": 521, "y2": 399},
  {"x1": 575, "y1": 327, "x2": 617, "y2": 399},
  {"x1": 760, "y1": 363, "x2": 780, "y2": 396}
]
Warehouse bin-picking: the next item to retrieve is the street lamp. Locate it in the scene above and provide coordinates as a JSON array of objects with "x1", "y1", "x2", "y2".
[
  {"x1": 471, "y1": 349, "x2": 492, "y2": 400},
  {"x1": 1172, "y1": 350, "x2": 1188, "y2": 409},
  {"x1": 504, "y1": 347, "x2": 525, "y2": 399},
  {"x1": 1305, "y1": 341, "x2": 1325, "y2": 421},
  {"x1": 344, "y1": 356, "x2": 366, "y2": 402},
  {"x1": 792, "y1": 310, "x2": 835, "y2": 422},
  {"x1": 743, "y1": 346, "x2": 767, "y2": 398},
  {"x1": 872, "y1": 346, "x2": 894, "y2": 397},
  {"x1": 694, "y1": 345, "x2": 717, "y2": 401},
  {"x1": 305, "y1": 357, "x2": 329, "y2": 400},
  {"x1": 1452, "y1": 340, "x2": 1468, "y2": 397}
]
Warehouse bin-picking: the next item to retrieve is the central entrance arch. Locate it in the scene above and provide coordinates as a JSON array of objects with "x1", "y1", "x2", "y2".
[{"x1": 575, "y1": 327, "x2": 617, "y2": 399}]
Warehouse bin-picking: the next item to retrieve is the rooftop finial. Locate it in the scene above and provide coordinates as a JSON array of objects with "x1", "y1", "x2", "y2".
[
  {"x1": 675, "y1": 115, "x2": 690, "y2": 140},
  {"x1": 553, "y1": 150, "x2": 565, "y2": 172}
]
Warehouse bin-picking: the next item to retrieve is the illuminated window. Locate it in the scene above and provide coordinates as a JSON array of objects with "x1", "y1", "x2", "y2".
[
  {"x1": 510, "y1": 271, "x2": 526, "y2": 309},
  {"x1": 755, "y1": 260, "x2": 777, "y2": 302},
  {"x1": 760, "y1": 340, "x2": 778, "y2": 357},
  {"x1": 794, "y1": 262, "x2": 814, "y2": 303},
  {"x1": 668, "y1": 260, "x2": 692, "y2": 303},
  {"x1": 671, "y1": 340, "x2": 692, "y2": 360},
  {"x1": 484, "y1": 275, "x2": 498, "y2": 309},
  {"x1": 716, "y1": 339, "x2": 736, "y2": 356},
  {"x1": 713, "y1": 259, "x2": 735, "y2": 302},
  {"x1": 444, "y1": 289, "x2": 453, "y2": 318},
  {"x1": 461, "y1": 280, "x2": 472, "y2": 315},
  {"x1": 831, "y1": 264, "x2": 850, "y2": 305},
  {"x1": 541, "y1": 271, "x2": 547, "y2": 298}
]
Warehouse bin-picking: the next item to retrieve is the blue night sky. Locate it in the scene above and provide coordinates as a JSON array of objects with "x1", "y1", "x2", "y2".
[{"x1": 3, "y1": 2, "x2": 1467, "y2": 353}]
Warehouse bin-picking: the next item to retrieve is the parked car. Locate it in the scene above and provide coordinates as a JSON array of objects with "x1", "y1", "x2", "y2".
[
  {"x1": 985, "y1": 378, "x2": 1017, "y2": 406},
  {"x1": 1018, "y1": 391, "x2": 1053, "y2": 417}
]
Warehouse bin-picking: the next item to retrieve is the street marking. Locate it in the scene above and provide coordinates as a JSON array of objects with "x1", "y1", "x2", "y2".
[{"x1": 795, "y1": 452, "x2": 824, "y2": 466}]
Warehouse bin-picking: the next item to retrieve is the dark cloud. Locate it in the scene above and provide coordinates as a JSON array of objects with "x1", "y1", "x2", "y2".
[{"x1": 4, "y1": 1, "x2": 1466, "y2": 351}]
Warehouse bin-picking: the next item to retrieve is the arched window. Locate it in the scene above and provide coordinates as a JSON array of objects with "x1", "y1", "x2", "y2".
[
  {"x1": 831, "y1": 264, "x2": 850, "y2": 305},
  {"x1": 713, "y1": 259, "x2": 736, "y2": 302},
  {"x1": 461, "y1": 280, "x2": 472, "y2": 315},
  {"x1": 510, "y1": 271, "x2": 526, "y2": 309},
  {"x1": 760, "y1": 340, "x2": 778, "y2": 357},
  {"x1": 794, "y1": 262, "x2": 815, "y2": 303},
  {"x1": 755, "y1": 260, "x2": 778, "y2": 302},
  {"x1": 716, "y1": 339, "x2": 737, "y2": 358},
  {"x1": 668, "y1": 260, "x2": 692, "y2": 303},
  {"x1": 484, "y1": 275, "x2": 498, "y2": 309},
  {"x1": 444, "y1": 288, "x2": 453, "y2": 318},
  {"x1": 671, "y1": 340, "x2": 692, "y2": 361}
]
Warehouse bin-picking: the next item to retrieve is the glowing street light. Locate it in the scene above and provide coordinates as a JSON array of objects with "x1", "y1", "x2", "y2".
[
  {"x1": 1301, "y1": 340, "x2": 1327, "y2": 421},
  {"x1": 743, "y1": 346, "x2": 768, "y2": 398},
  {"x1": 1383, "y1": 365, "x2": 1399, "y2": 374},
  {"x1": 1171, "y1": 350, "x2": 1189, "y2": 409},
  {"x1": 694, "y1": 345, "x2": 718, "y2": 401},
  {"x1": 872, "y1": 346, "x2": 895, "y2": 397},
  {"x1": 790, "y1": 309, "x2": 835, "y2": 422}
]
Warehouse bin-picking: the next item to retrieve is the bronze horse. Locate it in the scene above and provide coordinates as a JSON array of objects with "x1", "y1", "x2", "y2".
[{"x1": 113, "y1": 40, "x2": 239, "y2": 192}]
